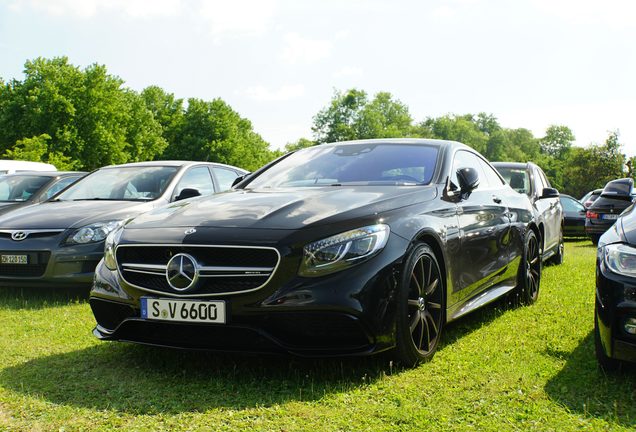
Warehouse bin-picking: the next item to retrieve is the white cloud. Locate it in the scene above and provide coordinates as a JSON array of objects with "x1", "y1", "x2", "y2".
[
  {"x1": 198, "y1": 0, "x2": 278, "y2": 38},
  {"x1": 240, "y1": 84, "x2": 305, "y2": 102},
  {"x1": 8, "y1": 0, "x2": 182, "y2": 18},
  {"x1": 281, "y1": 32, "x2": 332, "y2": 65},
  {"x1": 332, "y1": 66, "x2": 363, "y2": 78},
  {"x1": 531, "y1": 0, "x2": 636, "y2": 29}
]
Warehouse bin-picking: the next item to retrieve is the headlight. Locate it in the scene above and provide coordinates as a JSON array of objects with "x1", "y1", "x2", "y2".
[
  {"x1": 604, "y1": 243, "x2": 636, "y2": 277},
  {"x1": 104, "y1": 225, "x2": 124, "y2": 270},
  {"x1": 64, "y1": 220, "x2": 124, "y2": 246},
  {"x1": 299, "y1": 224, "x2": 390, "y2": 277}
]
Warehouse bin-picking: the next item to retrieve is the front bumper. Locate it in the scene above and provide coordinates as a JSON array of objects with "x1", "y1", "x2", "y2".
[
  {"x1": 595, "y1": 258, "x2": 636, "y2": 364},
  {"x1": 89, "y1": 234, "x2": 410, "y2": 356},
  {"x1": 0, "y1": 234, "x2": 105, "y2": 288}
]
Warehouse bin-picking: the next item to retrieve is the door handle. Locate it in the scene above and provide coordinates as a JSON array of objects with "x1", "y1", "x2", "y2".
[{"x1": 492, "y1": 195, "x2": 502, "y2": 204}]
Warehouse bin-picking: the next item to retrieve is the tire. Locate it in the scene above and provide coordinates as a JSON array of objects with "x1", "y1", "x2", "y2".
[
  {"x1": 515, "y1": 229, "x2": 541, "y2": 305},
  {"x1": 394, "y1": 243, "x2": 445, "y2": 367},
  {"x1": 590, "y1": 235, "x2": 600, "y2": 245},
  {"x1": 594, "y1": 307, "x2": 621, "y2": 372},
  {"x1": 550, "y1": 228, "x2": 564, "y2": 265}
]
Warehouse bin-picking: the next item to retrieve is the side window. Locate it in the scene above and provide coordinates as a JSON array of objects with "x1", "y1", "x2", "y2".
[
  {"x1": 174, "y1": 167, "x2": 215, "y2": 198},
  {"x1": 479, "y1": 160, "x2": 504, "y2": 188},
  {"x1": 533, "y1": 169, "x2": 545, "y2": 196},
  {"x1": 213, "y1": 167, "x2": 240, "y2": 192},
  {"x1": 451, "y1": 150, "x2": 489, "y2": 190},
  {"x1": 45, "y1": 176, "x2": 81, "y2": 199},
  {"x1": 561, "y1": 197, "x2": 584, "y2": 212},
  {"x1": 539, "y1": 170, "x2": 552, "y2": 188}
]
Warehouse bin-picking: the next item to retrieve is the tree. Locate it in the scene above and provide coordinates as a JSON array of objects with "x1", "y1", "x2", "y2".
[
  {"x1": 161, "y1": 98, "x2": 273, "y2": 171},
  {"x1": 285, "y1": 137, "x2": 315, "y2": 152},
  {"x1": 311, "y1": 89, "x2": 413, "y2": 143},
  {"x1": 0, "y1": 57, "x2": 167, "y2": 170},
  {"x1": 420, "y1": 114, "x2": 488, "y2": 154},
  {"x1": 3, "y1": 134, "x2": 77, "y2": 170},
  {"x1": 312, "y1": 89, "x2": 368, "y2": 143},
  {"x1": 540, "y1": 125, "x2": 574, "y2": 158}
]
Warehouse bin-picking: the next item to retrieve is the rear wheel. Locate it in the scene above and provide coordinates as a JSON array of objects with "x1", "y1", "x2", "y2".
[
  {"x1": 590, "y1": 235, "x2": 600, "y2": 245},
  {"x1": 394, "y1": 243, "x2": 444, "y2": 367},
  {"x1": 515, "y1": 229, "x2": 541, "y2": 305},
  {"x1": 551, "y1": 228, "x2": 564, "y2": 265}
]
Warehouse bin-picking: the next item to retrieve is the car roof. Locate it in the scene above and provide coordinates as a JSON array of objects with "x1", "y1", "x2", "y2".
[
  {"x1": 0, "y1": 171, "x2": 85, "y2": 178},
  {"x1": 101, "y1": 160, "x2": 246, "y2": 172},
  {"x1": 315, "y1": 138, "x2": 474, "y2": 153},
  {"x1": 491, "y1": 161, "x2": 530, "y2": 169}
]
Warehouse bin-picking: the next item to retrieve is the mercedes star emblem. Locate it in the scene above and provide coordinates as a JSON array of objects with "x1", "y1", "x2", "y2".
[
  {"x1": 166, "y1": 253, "x2": 199, "y2": 291},
  {"x1": 11, "y1": 231, "x2": 28, "y2": 241}
]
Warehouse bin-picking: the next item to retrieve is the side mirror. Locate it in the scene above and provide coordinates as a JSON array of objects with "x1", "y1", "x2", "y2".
[
  {"x1": 174, "y1": 188, "x2": 201, "y2": 201},
  {"x1": 456, "y1": 167, "x2": 480, "y2": 193},
  {"x1": 540, "y1": 187, "x2": 559, "y2": 199},
  {"x1": 231, "y1": 172, "x2": 251, "y2": 188}
]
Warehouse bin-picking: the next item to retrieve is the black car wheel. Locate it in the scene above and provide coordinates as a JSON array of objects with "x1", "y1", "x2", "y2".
[
  {"x1": 590, "y1": 235, "x2": 600, "y2": 245},
  {"x1": 551, "y1": 228, "x2": 564, "y2": 265},
  {"x1": 594, "y1": 307, "x2": 621, "y2": 372},
  {"x1": 515, "y1": 229, "x2": 541, "y2": 305},
  {"x1": 395, "y1": 243, "x2": 444, "y2": 366}
]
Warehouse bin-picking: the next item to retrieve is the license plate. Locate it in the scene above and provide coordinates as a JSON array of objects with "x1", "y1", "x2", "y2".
[
  {"x1": 602, "y1": 214, "x2": 619, "y2": 220},
  {"x1": 140, "y1": 297, "x2": 226, "y2": 324},
  {"x1": 1, "y1": 254, "x2": 28, "y2": 264}
]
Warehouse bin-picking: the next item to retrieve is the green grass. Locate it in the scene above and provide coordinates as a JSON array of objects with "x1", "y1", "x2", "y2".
[{"x1": 0, "y1": 241, "x2": 634, "y2": 431}]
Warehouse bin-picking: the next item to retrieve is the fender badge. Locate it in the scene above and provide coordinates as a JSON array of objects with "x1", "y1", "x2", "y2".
[{"x1": 184, "y1": 228, "x2": 196, "y2": 235}]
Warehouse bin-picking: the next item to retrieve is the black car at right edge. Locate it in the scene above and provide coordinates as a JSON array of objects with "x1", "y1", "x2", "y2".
[{"x1": 595, "y1": 203, "x2": 636, "y2": 371}]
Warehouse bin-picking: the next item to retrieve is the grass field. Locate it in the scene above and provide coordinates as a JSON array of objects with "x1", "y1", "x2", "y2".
[{"x1": 0, "y1": 241, "x2": 634, "y2": 431}]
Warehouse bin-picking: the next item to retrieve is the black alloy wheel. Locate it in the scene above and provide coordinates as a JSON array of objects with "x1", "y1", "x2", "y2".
[
  {"x1": 516, "y1": 229, "x2": 541, "y2": 305},
  {"x1": 395, "y1": 243, "x2": 444, "y2": 366}
]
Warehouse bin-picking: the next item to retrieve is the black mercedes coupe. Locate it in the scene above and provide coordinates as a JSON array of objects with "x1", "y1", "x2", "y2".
[
  {"x1": 595, "y1": 204, "x2": 636, "y2": 371},
  {"x1": 90, "y1": 139, "x2": 540, "y2": 366}
]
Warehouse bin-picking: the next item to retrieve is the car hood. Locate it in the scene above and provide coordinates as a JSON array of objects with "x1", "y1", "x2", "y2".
[
  {"x1": 126, "y1": 186, "x2": 437, "y2": 230},
  {"x1": 0, "y1": 200, "x2": 159, "y2": 230}
]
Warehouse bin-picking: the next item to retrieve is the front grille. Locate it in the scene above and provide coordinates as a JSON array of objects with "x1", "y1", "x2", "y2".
[
  {"x1": 0, "y1": 251, "x2": 50, "y2": 277},
  {"x1": 116, "y1": 245, "x2": 280, "y2": 297}
]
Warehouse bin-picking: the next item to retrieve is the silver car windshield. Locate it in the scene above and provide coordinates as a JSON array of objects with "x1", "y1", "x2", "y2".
[
  {"x1": 246, "y1": 144, "x2": 440, "y2": 189},
  {"x1": 55, "y1": 166, "x2": 178, "y2": 201},
  {"x1": 0, "y1": 175, "x2": 50, "y2": 202}
]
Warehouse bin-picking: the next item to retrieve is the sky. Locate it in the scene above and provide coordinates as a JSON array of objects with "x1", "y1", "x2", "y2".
[{"x1": 1, "y1": 0, "x2": 635, "y2": 155}]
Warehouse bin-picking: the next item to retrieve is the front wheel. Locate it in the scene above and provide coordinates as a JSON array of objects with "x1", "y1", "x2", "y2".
[
  {"x1": 515, "y1": 229, "x2": 541, "y2": 305},
  {"x1": 394, "y1": 243, "x2": 445, "y2": 367}
]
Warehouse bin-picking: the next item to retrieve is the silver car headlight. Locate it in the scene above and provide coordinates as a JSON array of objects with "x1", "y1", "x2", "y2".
[
  {"x1": 604, "y1": 243, "x2": 636, "y2": 277},
  {"x1": 104, "y1": 225, "x2": 125, "y2": 270},
  {"x1": 299, "y1": 224, "x2": 390, "y2": 277},
  {"x1": 64, "y1": 220, "x2": 124, "y2": 246}
]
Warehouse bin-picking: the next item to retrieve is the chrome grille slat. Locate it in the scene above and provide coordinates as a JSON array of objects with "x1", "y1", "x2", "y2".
[{"x1": 115, "y1": 244, "x2": 280, "y2": 297}]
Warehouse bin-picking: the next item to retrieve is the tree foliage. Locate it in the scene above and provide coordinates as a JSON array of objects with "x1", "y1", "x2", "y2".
[{"x1": 0, "y1": 57, "x2": 279, "y2": 172}]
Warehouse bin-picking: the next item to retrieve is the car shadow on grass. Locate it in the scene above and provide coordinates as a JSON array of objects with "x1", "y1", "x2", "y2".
[
  {"x1": 0, "y1": 298, "x2": 512, "y2": 414},
  {"x1": 544, "y1": 330, "x2": 636, "y2": 428},
  {"x1": 0, "y1": 286, "x2": 88, "y2": 310}
]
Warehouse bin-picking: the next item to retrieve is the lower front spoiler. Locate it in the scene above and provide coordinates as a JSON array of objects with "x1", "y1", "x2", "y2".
[{"x1": 92, "y1": 319, "x2": 381, "y2": 358}]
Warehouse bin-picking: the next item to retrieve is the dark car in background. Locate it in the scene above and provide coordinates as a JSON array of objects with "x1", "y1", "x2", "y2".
[
  {"x1": 595, "y1": 204, "x2": 636, "y2": 371},
  {"x1": 0, "y1": 171, "x2": 85, "y2": 217},
  {"x1": 0, "y1": 161, "x2": 246, "y2": 288},
  {"x1": 493, "y1": 162, "x2": 564, "y2": 264},
  {"x1": 586, "y1": 178, "x2": 634, "y2": 245},
  {"x1": 90, "y1": 139, "x2": 540, "y2": 366},
  {"x1": 581, "y1": 188, "x2": 603, "y2": 209},
  {"x1": 560, "y1": 194, "x2": 586, "y2": 237}
]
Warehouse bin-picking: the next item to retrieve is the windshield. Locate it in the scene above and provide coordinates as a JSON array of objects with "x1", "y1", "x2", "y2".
[
  {"x1": 245, "y1": 143, "x2": 439, "y2": 189},
  {"x1": 495, "y1": 167, "x2": 530, "y2": 195},
  {"x1": 55, "y1": 166, "x2": 178, "y2": 201},
  {"x1": 0, "y1": 175, "x2": 50, "y2": 202}
]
